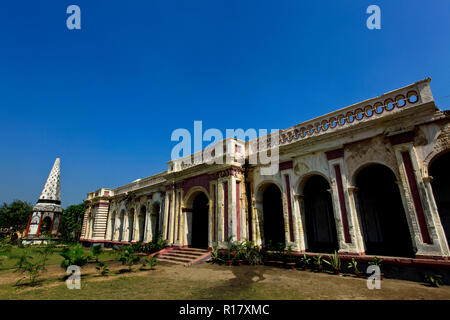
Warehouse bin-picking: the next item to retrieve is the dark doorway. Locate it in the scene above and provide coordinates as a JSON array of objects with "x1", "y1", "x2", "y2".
[
  {"x1": 138, "y1": 206, "x2": 146, "y2": 242},
  {"x1": 430, "y1": 152, "x2": 450, "y2": 247},
  {"x1": 41, "y1": 216, "x2": 52, "y2": 233},
  {"x1": 152, "y1": 202, "x2": 161, "y2": 238},
  {"x1": 262, "y1": 184, "x2": 285, "y2": 246},
  {"x1": 303, "y1": 176, "x2": 338, "y2": 253},
  {"x1": 191, "y1": 193, "x2": 209, "y2": 248},
  {"x1": 356, "y1": 164, "x2": 414, "y2": 257}
]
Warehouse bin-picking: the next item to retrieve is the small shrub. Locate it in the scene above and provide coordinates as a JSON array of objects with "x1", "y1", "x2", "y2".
[
  {"x1": 141, "y1": 254, "x2": 159, "y2": 270},
  {"x1": 300, "y1": 254, "x2": 311, "y2": 269},
  {"x1": 114, "y1": 245, "x2": 141, "y2": 271},
  {"x1": 313, "y1": 255, "x2": 324, "y2": 272},
  {"x1": 60, "y1": 244, "x2": 89, "y2": 270},
  {"x1": 14, "y1": 245, "x2": 53, "y2": 286},
  {"x1": 347, "y1": 258, "x2": 361, "y2": 275},
  {"x1": 90, "y1": 245, "x2": 103, "y2": 263},
  {"x1": 243, "y1": 241, "x2": 262, "y2": 265},
  {"x1": 425, "y1": 274, "x2": 443, "y2": 288},
  {"x1": 211, "y1": 248, "x2": 224, "y2": 264},
  {"x1": 323, "y1": 251, "x2": 341, "y2": 274},
  {"x1": 96, "y1": 261, "x2": 110, "y2": 276},
  {"x1": 369, "y1": 256, "x2": 383, "y2": 267}
]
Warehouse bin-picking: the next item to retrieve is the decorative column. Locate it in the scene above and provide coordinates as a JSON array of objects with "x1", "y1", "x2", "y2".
[
  {"x1": 131, "y1": 199, "x2": 139, "y2": 242},
  {"x1": 209, "y1": 181, "x2": 218, "y2": 247},
  {"x1": 143, "y1": 194, "x2": 153, "y2": 243},
  {"x1": 216, "y1": 178, "x2": 225, "y2": 247},
  {"x1": 325, "y1": 148, "x2": 365, "y2": 254},
  {"x1": 389, "y1": 131, "x2": 448, "y2": 257},
  {"x1": 279, "y1": 160, "x2": 301, "y2": 251},
  {"x1": 164, "y1": 185, "x2": 176, "y2": 244}
]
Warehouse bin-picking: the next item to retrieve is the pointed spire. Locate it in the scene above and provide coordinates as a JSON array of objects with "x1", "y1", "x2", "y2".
[
  {"x1": 36, "y1": 157, "x2": 61, "y2": 205},
  {"x1": 32, "y1": 158, "x2": 62, "y2": 212}
]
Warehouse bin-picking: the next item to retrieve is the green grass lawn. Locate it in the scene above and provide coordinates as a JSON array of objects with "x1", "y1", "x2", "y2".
[{"x1": 0, "y1": 246, "x2": 115, "y2": 272}]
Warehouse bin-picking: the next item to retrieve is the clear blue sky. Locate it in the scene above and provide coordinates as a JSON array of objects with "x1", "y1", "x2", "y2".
[{"x1": 0, "y1": 1, "x2": 449, "y2": 207}]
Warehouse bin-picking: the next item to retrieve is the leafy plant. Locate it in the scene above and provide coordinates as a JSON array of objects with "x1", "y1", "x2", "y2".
[
  {"x1": 114, "y1": 245, "x2": 141, "y2": 271},
  {"x1": 300, "y1": 254, "x2": 311, "y2": 269},
  {"x1": 323, "y1": 251, "x2": 341, "y2": 273},
  {"x1": 313, "y1": 255, "x2": 324, "y2": 271},
  {"x1": 211, "y1": 248, "x2": 224, "y2": 264},
  {"x1": 96, "y1": 261, "x2": 109, "y2": 276},
  {"x1": 369, "y1": 256, "x2": 383, "y2": 267},
  {"x1": 425, "y1": 274, "x2": 443, "y2": 288},
  {"x1": 60, "y1": 244, "x2": 89, "y2": 270},
  {"x1": 90, "y1": 245, "x2": 103, "y2": 263},
  {"x1": 243, "y1": 241, "x2": 262, "y2": 265},
  {"x1": 141, "y1": 254, "x2": 159, "y2": 270},
  {"x1": 347, "y1": 258, "x2": 360, "y2": 275},
  {"x1": 14, "y1": 245, "x2": 54, "y2": 286}
]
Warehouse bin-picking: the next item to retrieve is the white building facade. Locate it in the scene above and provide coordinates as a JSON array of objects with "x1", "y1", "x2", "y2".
[{"x1": 81, "y1": 79, "x2": 450, "y2": 260}]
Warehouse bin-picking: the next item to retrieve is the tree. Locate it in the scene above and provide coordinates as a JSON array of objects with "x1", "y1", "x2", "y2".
[
  {"x1": 0, "y1": 200, "x2": 33, "y2": 234},
  {"x1": 60, "y1": 203, "x2": 85, "y2": 243}
]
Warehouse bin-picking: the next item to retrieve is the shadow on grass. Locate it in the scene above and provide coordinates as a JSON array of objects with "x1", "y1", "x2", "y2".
[{"x1": 197, "y1": 266, "x2": 267, "y2": 298}]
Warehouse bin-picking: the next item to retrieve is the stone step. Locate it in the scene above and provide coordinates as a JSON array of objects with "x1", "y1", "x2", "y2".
[
  {"x1": 158, "y1": 255, "x2": 192, "y2": 263},
  {"x1": 157, "y1": 257, "x2": 186, "y2": 265},
  {"x1": 169, "y1": 250, "x2": 206, "y2": 257},
  {"x1": 178, "y1": 247, "x2": 209, "y2": 253},
  {"x1": 155, "y1": 247, "x2": 211, "y2": 267},
  {"x1": 165, "y1": 252, "x2": 204, "y2": 260}
]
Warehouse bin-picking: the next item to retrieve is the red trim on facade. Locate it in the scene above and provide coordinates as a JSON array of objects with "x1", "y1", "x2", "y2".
[
  {"x1": 236, "y1": 182, "x2": 241, "y2": 241},
  {"x1": 24, "y1": 213, "x2": 33, "y2": 236},
  {"x1": 49, "y1": 214, "x2": 56, "y2": 234},
  {"x1": 325, "y1": 148, "x2": 345, "y2": 161},
  {"x1": 55, "y1": 215, "x2": 61, "y2": 236},
  {"x1": 177, "y1": 191, "x2": 181, "y2": 241},
  {"x1": 167, "y1": 194, "x2": 172, "y2": 239},
  {"x1": 213, "y1": 184, "x2": 216, "y2": 242},
  {"x1": 388, "y1": 131, "x2": 415, "y2": 146},
  {"x1": 35, "y1": 213, "x2": 44, "y2": 237},
  {"x1": 279, "y1": 160, "x2": 293, "y2": 171},
  {"x1": 98, "y1": 203, "x2": 109, "y2": 207},
  {"x1": 224, "y1": 181, "x2": 229, "y2": 239},
  {"x1": 333, "y1": 164, "x2": 352, "y2": 243},
  {"x1": 401, "y1": 151, "x2": 432, "y2": 244},
  {"x1": 284, "y1": 174, "x2": 295, "y2": 242}
]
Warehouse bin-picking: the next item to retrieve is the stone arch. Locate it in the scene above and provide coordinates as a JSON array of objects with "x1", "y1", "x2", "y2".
[
  {"x1": 354, "y1": 163, "x2": 414, "y2": 257},
  {"x1": 302, "y1": 175, "x2": 338, "y2": 253},
  {"x1": 296, "y1": 171, "x2": 331, "y2": 196},
  {"x1": 184, "y1": 187, "x2": 210, "y2": 248},
  {"x1": 422, "y1": 124, "x2": 450, "y2": 176},
  {"x1": 350, "y1": 160, "x2": 399, "y2": 186},
  {"x1": 428, "y1": 150, "x2": 450, "y2": 248},
  {"x1": 255, "y1": 181, "x2": 286, "y2": 247}
]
